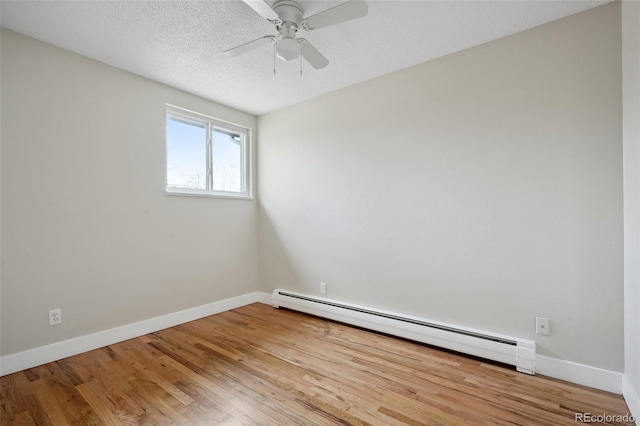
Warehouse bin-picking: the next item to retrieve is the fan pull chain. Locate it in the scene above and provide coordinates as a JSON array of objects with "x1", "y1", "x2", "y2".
[
  {"x1": 300, "y1": 54, "x2": 303, "y2": 76},
  {"x1": 273, "y1": 43, "x2": 276, "y2": 75}
]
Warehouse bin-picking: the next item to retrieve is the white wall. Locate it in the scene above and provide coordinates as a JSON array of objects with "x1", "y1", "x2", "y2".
[
  {"x1": 623, "y1": 0, "x2": 640, "y2": 418},
  {"x1": 0, "y1": 29, "x2": 258, "y2": 356},
  {"x1": 258, "y1": 3, "x2": 623, "y2": 372}
]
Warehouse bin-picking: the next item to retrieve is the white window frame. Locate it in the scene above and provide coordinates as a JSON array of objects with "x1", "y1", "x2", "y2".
[{"x1": 165, "y1": 105, "x2": 252, "y2": 200}]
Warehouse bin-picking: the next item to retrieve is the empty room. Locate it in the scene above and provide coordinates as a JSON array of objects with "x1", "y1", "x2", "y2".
[{"x1": 1, "y1": 0, "x2": 639, "y2": 424}]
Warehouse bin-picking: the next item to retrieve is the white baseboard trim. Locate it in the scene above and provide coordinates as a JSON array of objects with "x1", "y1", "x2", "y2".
[
  {"x1": 0, "y1": 291, "x2": 272, "y2": 376},
  {"x1": 536, "y1": 354, "x2": 623, "y2": 394},
  {"x1": 623, "y1": 375, "x2": 640, "y2": 424},
  {"x1": 255, "y1": 290, "x2": 273, "y2": 304}
]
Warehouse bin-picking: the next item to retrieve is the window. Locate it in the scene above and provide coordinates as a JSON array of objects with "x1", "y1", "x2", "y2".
[{"x1": 166, "y1": 105, "x2": 251, "y2": 199}]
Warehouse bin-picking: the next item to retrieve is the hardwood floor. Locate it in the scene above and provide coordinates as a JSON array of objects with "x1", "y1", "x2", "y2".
[{"x1": 0, "y1": 303, "x2": 633, "y2": 425}]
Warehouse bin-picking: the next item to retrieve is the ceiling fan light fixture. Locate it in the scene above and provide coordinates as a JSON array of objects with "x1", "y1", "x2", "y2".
[{"x1": 275, "y1": 36, "x2": 300, "y2": 61}]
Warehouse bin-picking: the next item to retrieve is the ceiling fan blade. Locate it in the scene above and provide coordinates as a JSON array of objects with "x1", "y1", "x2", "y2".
[
  {"x1": 299, "y1": 40, "x2": 329, "y2": 70},
  {"x1": 242, "y1": 0, "x2": 280, "y2": 22},
  {"x1": 224, "y1": 36, "x2": 275, "y2": 57},
  {"x1": 302, "y1": 0, "x2": 368, "y2": 31}
]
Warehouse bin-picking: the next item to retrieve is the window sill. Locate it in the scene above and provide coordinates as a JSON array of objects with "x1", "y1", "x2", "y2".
[{"x1": 165, "y1": 188, "x2": 253, "y2": 201}]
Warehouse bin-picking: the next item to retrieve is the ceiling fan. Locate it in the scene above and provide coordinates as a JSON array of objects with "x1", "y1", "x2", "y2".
[{"x1": 224, "y1": 0, "x2": 368, "y2": 71}]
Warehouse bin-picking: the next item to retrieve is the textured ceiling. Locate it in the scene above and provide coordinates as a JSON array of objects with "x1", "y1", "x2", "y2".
[{"x1": 1, "y1": 0, "x2": 611, "y2": 115}]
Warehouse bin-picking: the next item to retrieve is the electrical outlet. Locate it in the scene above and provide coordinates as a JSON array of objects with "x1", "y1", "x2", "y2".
[
  {"x1": 535, "y1": 317, "x2": 549, "y2": 335},
  {"x1": 49, "y1": 308, "x2": 62, "y2": 326},
  {"x1": 320, "y1": 282, "x2": 327, "y2": 295}
]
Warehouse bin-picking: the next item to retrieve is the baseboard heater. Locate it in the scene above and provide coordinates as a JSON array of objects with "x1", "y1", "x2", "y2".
[{"x1": 272, "y1": 289, "x2": 536, "y2": 375}]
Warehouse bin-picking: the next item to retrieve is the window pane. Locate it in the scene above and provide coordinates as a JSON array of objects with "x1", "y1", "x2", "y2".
[
  {"x1": 212, "y1": 129, "x2": 243, "y2": 192},
  {"x1": 166, "y1": 117, "x2": 207, "y2": 190}
]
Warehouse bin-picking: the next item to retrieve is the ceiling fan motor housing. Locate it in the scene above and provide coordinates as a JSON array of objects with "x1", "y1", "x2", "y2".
[{"x1": 272, "y1": 0, "x2": 303, "y2": 26}]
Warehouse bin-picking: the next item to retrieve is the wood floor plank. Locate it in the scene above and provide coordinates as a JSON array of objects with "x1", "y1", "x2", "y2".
[
  {"x1": 150, "y1": 334, "x2": 345, "y2": 425},
  {"x1": 1, "y1": 303, "x2": 634, "y2": 425},
  {"x1": 175, "y1": 324, "x2": 379, "y2": 424},
  {"x1": 1, "y1": 372, "x2": 30, "y2": 422},
  {"x1": 146, "y1": 344, "x2": 286, "y2": 425},
  {"x1": 8, "y1": 411, "x2": 37, "y2": 426},
  {"x1": 44, "y1": 361, "x2": 101, "y2": 425},
  {"x1": 31, "y1": 378, "x2": 78, "y2": 426},
  {"x1": 76, "y1": 382, "x2": 122, "y2": 426}
]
